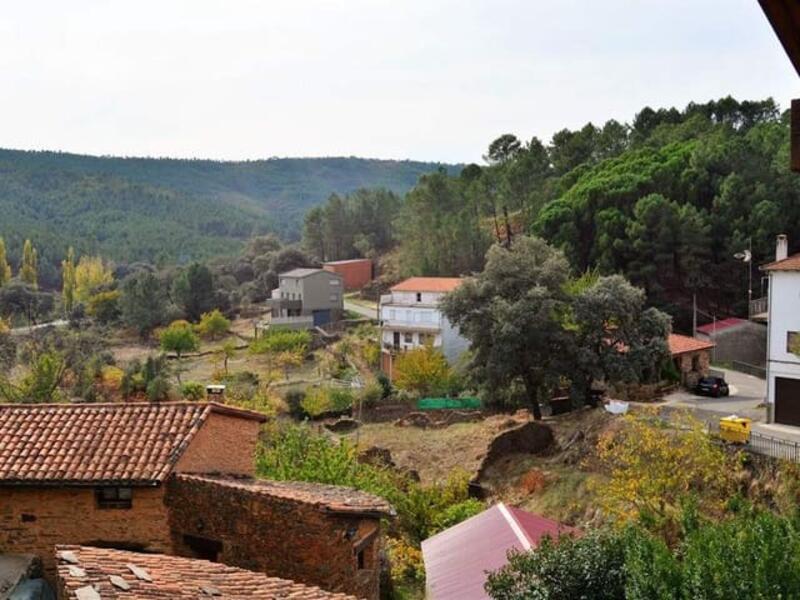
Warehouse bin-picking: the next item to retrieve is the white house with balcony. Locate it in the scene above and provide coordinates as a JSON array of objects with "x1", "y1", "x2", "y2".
[
  {"x1": 762, "y1": 235, "x2": 800, "y2": 426},
  {"x1": 379, "y1": 277, "x2": 469, "y2": 378}
]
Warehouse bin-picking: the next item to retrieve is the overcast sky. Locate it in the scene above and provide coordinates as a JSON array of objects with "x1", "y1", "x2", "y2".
[{"x1": 0, "y1": 0, "x2": 796, "y2": 163}]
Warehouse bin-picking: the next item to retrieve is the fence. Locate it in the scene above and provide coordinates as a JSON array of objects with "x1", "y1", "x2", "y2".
[{"x1": 747, "y1": 430, "x2": 800, "y2": 462}]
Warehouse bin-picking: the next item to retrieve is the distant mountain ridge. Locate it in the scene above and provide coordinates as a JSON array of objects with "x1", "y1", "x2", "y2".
[{"x1": 0, "y1": 147, "x2": 457, "y2": 285}]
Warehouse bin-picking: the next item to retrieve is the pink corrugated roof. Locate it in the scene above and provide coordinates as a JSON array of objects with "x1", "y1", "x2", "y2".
[
  {"x1": 421, "y1": 503, "x2": 576, "y2": 600},
  {"x1": 696, "y1": 317, "x2": 746, "y2": 335}
]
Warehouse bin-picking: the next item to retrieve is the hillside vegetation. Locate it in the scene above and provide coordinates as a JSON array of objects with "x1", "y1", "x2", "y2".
[{"x1": 0, "y1": 148, "x2": 452, "y2": 286}]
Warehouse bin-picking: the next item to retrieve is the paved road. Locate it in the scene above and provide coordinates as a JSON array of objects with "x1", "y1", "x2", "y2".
[
  {"x1": 663, "y1": 367, "x2": 766, "y2": 422},
  {"x1": 9, "y1": 319, "x2": 68, "y2": 337},
  {"x1": 343, "y1": 300, "x2": 378, "y2": 320}
]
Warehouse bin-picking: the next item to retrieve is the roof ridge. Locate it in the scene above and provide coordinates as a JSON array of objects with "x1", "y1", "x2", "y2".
[{"x1": 497, "y1": 503, "x2": 532, "y2": 550}]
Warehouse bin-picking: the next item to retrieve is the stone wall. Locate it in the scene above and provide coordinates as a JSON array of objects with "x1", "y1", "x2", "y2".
[
  {"x1": 175, "y1": 412, "x2": 261, "y2": 477},
  {"x1": 0, "y1": 486, "x2": 171, "y2": 580},
  {"x1": 166, "y1": 476, "x2": 382, "y2": 600},
  {"x1": 698, "y1": 322, "x2": 767, "y2": 367}
]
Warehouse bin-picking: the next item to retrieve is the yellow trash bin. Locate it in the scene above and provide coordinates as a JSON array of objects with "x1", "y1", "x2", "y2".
[{"x1": 719, "y1": 416, "x2": 751, "y2": 444}]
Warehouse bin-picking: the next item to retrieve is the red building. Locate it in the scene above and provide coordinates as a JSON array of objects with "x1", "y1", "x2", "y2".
[{"x1": 323, "y1": 259, "x2": 373, "y2": 291}]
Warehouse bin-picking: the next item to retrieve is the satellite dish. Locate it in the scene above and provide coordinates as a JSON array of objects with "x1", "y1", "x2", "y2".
[{"x1": 734, "y1": 250, "x2": 751, "y2": 263}]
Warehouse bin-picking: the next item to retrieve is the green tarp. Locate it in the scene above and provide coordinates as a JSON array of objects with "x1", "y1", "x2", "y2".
[{"x1": 417, "y1": 397, "x2": 482, "y2": 410}]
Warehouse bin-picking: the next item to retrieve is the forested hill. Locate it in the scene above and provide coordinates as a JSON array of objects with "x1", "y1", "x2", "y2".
[{"x1": 0, "y1": 148, "x2": 453, "y2": 284}]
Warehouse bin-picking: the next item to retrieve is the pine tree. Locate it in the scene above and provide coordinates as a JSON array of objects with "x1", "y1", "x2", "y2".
[
  {"x1": 61, "y1": 247, "x2": 76, "y2": 315},
  {"x1": 19, "y1": 240, "x2": 38, "y2": 289},
  {"x1": 0, "y1": 238, "x2": 11, "y2": 287}
]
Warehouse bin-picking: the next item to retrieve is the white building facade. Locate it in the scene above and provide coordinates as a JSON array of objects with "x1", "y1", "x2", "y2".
[
  {"x1": 379, "y1": 277, "x2": 469, "y2": 378},
  {"x1": 764, "y1": 235, "x2": 800, "y2": 425}
]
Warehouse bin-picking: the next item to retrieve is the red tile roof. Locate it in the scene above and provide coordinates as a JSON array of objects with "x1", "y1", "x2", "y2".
[
  {"x1": 56, "y1": 545, "x2": 359, "y2": 599},
  {"x1": 696, "y1": 318, "x2": 747, "y2": 335},
  {"x1": 0, "y1": 402, "x2": 266, "y2": 486},
  {"x1": 421, "y1": 503, "x2": 576, "y2": 600},
  {"x1": 762, "y1": 253, "x2": 800, "y2": 271},
  {"x1": 390, "y1": 277, "x2": 463, "y2": 293},
  {"x1": 178, "y1": 474, "x2": 395, "y2": 518},
  {"x1": 668, "y1": 333, "x2": 715, "y2": 356}
]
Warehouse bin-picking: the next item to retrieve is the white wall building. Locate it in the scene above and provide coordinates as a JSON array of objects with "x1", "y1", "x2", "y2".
[
  {"x1": 379, "y1": 277, "x2": 469, "y2": 378},
  {"x1": 764, "y1": 235, "x2": 800, "y2": 425}
]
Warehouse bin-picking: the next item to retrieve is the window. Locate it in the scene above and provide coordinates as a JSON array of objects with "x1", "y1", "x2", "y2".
[
  {"x1": 416, "y1": 293, "x2": 422, "y2": 302},
  {"x1": 357, "y1": 549, "x2": 366, "y2": 570},
  {"x1": 788, "y1": 332, "x2": 800, "y2": 354},
  {"x1": 330, "y1": 293, "x2": 339, "y2": 302},
  {"x1": 404, "y1": 332, "x2": 413, "y2": 344},
  {"x1": 96, "y1": 487, "x2": 133, "y2": 509},
  {"x1": 389, "y1": 309, "x2": 396, "y2": 320},
  {"x1": 330, "y1": 280, "x2": 340, "y2": 286},
  {"x1": 183, "y1": 534, "x2": 223, "y2": 562}
]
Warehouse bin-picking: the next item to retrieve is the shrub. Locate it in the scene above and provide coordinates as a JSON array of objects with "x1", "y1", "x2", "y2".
[
  {"x1": 376, "y1": 372, "x2": 392, "y2": 398},
  {"x1": 386, "y1": 538, "x2": 425, "y2": 585},
  {"x1": 393, "y1": 345, "x2": 453, "y2": 396},
  {"x1": 250, "y1": 330, "x2": 311, "y2": 355},
  {"x1": 196, "y1": 309, "x2": 231, "y2": 340},
  {"x1": 284, "y1": 389, "x2": 306, "y2": 419},
  {"x1": 146, "y1": 375, "x2": 170, "y2": 401},
  {"x1": 86, "y1": 290, "x2": 121, "y2": 324},
  {"x1": 300, "y1": 386, "x2": 353, "y2": 418},
  {"x1": 159, "y1": 320, "x2": 200, "y2": 358},
  {"x1": 357, "y1": 382, "x2": 383, "y2": 409},
  {"x1": 181, "y1": 381, "x2": 205, "y2": 401}
]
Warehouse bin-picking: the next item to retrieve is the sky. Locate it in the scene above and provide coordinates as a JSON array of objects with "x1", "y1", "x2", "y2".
[{"x1": 0, "y1": 0, "x2": 797, "y2": 164}]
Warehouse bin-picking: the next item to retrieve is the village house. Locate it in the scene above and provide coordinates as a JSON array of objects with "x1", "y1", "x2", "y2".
[
  {"x1": 266, "y1": 268, "x2": 344, "y2": 329},
  {"x1": 0, "y1": 402, "x2": 392, "y2": 599},
  {"x1": 758, "y1": 235, "x2": 800, "y2": 426},
  {"x1": 55, "y1": 545, "x2": 358, "y2": 600},
  {"x1": 421, "y1": 503, "x2": 575, "y2": 600},
  {"x1": 323, "y1": 259, "x2": 373, "y2": 291},
  {"x1": 379, "y1": 277, "x2": 469, "y2": 379},
  {"x1": 668, "y1": 333, "x2": 715, "y2": 387}
]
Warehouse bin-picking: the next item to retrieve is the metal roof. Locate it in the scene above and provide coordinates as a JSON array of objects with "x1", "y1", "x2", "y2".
[{"x1": 421, "y1": 503, "x2": 575, "y2": 600}]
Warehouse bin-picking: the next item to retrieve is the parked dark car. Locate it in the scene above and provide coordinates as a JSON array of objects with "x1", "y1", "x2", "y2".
[{"x1": 695, "y1": 376, "x2": 730, "y2": 398}]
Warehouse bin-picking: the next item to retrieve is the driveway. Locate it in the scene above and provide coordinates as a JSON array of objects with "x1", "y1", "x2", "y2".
[{"x1": 662, "y1": 367, "x2": 766, "y2": 422}]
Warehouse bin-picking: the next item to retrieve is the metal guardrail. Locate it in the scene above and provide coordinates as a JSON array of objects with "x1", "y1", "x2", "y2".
[{"x1": 731, "y1": 361, "x2": 767, "y2": 379}]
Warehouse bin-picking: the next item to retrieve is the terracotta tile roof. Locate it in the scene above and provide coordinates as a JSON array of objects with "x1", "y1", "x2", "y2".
[
  {"x1": 668, "y1": 333, "x2": 715, "y2": 356},
  {"x1": 178, "y1": 474, "x2": 395, "y2": 518},
  {"x1": 56, "y1": 545, "x2": 359, "y2": 599},
  {"x1": 0, "y1": 402, "x2": 266, "y2": 486},
  {"x1": 390, "y1": 277, "x2": 463, "y2": 293},
  {"x1": 762, "y1": 253, "x2": 800, "y2": 271}
]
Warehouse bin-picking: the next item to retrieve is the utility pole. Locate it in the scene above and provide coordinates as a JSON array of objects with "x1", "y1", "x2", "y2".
[{"x1": 692, "y1": 293, "x2": 697, "y2": 337}]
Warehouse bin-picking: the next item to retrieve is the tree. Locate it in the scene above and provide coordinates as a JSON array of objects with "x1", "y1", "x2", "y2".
[
  {"x1": 159, "y1": 320, "x2": 200, "y2": 384},
  {"x1": 19, "y1": 239, "x2": 38, "y2": 289},
  {"x1": 0, "y1": 238, "x2": 11, "y2": 287},
  {"x1": 218, "y1": 340, "x2": 237, "y2": 376},
  {"x1": 196, "y1": 309, "x2": 230, "y2": 340},
  {"x1": 570, "y1": 275, "x2": 671, "y2": 399},
  {"x1": 0, "y1": 282, "x2": 54, "y2": 325},
  {"x1": 74, "y1": 255, "x2": 114, "y2": 303},
  {"x1": 596, "y1": 411, "x2": 738, "y2": 536},
  {"x1": 172, "y1": 262, "x2": 216, "y2": 322},
  {"x1": 276, "y1": 350, "x2": 303, "y2": 380},
  {"x1": 0, "y1": 349, "x2": 67, "y2": 403},
  {"x1": 86, "y1": 290, "x2": 121, "y2": 324},
  {"x1": 441, "y1": 237, "x2": 573, "y2": 419},
  {"x1": 392, "y1": 345, "x2": 453, "y2": 396},
  {"x1": 0, "y1": 320, "x2": 16, "y2": 373},
  {"x1": 485, "y1": 134, "x2": 522, "y2": 165},
  {"x1": 119, "y1": 271, "x2": 168, "y2": 337},
  {"x1": 61, "y1": 247, "x2": 76, "y2": 315}
]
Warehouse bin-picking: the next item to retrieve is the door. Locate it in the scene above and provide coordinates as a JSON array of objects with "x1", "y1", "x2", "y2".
[
  {"x1": 775, "y1": 377, "x2": 800, "y2": 426},
  {"x1": 313, "y1": 309, "x2": 331, "y2": 326},
  {"x1": 393, "y1": 331, "x2": 400, "y2": 350}
]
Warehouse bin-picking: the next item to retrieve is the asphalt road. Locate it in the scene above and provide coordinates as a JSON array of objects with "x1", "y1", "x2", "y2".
[{"x1": 663, "y1": 367, "x2": 766, "y2": 422}]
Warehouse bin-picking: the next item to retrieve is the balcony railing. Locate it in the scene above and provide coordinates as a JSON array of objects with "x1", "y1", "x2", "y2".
[{"x1": 750, "y1": 296, "x2": 768, "y2": 319}]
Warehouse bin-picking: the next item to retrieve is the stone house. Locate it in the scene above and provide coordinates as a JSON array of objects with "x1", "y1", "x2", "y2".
[
  {"x1": 0, "y1": 402, "x2": 392, "y2": 599},
  {"x1": 668, "y1": 333, "x2": 715, "y2": 386},
  {"x1": 56, "y1": 545, "x2": 358, "y2": 599}
]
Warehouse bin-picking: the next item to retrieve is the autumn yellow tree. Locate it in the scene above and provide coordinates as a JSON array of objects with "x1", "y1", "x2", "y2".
[
  {"x1": 75, "y1": 255, "x2": 113, "y2": 302},
  {"x1": 61, "y1": 247, "x2": 76, "y2": 314},
  {"x1": 18, "y1": 239, "x2": 37, "y2": 288},
  {"x1": 595, "y1": 410, "x2": 740, "y2": 538},
  {"x1": 276, "y1": 350, "x2": 303, "y2": 380},
  {"x1": 393, "y1": 344, "x2": 453, "y2": 396},
  {"x1": 0, "y1": 238, "x2": 11, "y2": 287}
]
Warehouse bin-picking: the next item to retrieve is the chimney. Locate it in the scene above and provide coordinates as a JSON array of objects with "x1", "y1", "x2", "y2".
[{"x1": 776, "y1": 234, "x2": 789, "y2": 262}]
